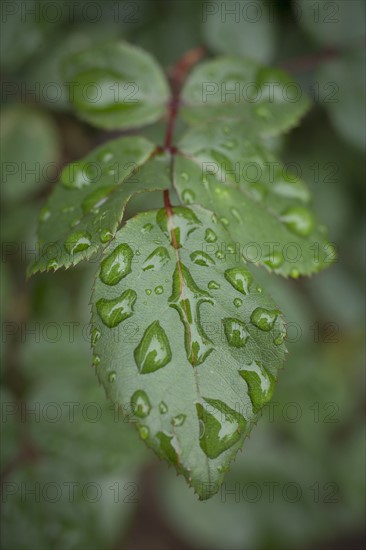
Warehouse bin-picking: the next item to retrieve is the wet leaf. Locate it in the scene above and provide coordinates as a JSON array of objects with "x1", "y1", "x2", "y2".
[{"x1": 91, "y1": 205, "x2": 286, "y2": 499}]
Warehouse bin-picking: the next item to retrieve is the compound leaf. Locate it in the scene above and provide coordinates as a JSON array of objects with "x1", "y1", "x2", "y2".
[
  {"x1": 91, "y1": 205, "x2": 286, "y2": 499},
  {"x1": 181, "y1": 57, "x2": 310, "y2": 136},
  {"x1": 28, "y1": 137, "x2": 170, "y2": 275},
  {"x1": 174, "y1": 120, "x2": 333, "y2": 277},
  {"x1": 64, "y1": 41, "x2": 170, "y2": 129}
]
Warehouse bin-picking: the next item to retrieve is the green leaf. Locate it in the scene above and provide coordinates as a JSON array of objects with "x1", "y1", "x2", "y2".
[
  {"x1": 181, "y1": 57, "x2": 310, "y2": 136},
  {"x1": 174, "y1": 120, "x2": 333, "y2": 277},
  {"x1": 91, "y1": 205, "x2": 286, "y2": 499},
  {"x1": 64, "y1": 41, "x2": 170, "y2": 129},
  {"x1": 0, "y1": 105, "x2": 60, "y2": 202},
  {"x1": 202, "y1": 0, "x2": 277, "y2": 63},
  {"x1": 28, "y1": 137, "x2": 170, "y2": 276}
]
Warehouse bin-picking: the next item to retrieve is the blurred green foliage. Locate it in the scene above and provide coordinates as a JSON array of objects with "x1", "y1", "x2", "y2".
[{"x1": 1, "y1": 1, "x2": 364, "y2": 548}]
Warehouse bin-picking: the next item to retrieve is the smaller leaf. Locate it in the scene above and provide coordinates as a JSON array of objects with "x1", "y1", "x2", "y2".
[
  {"x1": 28, "y1": 137, "x2": 170, "y2": 275},
  {"x1": 64, "y1": 41, "x2": 170, "y2": 129},
  {"x1": 181, "y1": 57, "x2": 310, "y2": 136}
]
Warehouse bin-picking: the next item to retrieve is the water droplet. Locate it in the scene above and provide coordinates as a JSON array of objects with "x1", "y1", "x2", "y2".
[
  {"x1": 145, "y1": 289, "x2": 152, "y2": 295},
  {"x1": 290, "y1": 268, "x2": 300, "y2": 279},
  {"x1": 263, "y1": 250, "x2": 283, "y2": 269},
  {"x1": 154, "y1": 285, "x2": 164, "y2": 295},
  {"x1": 98, "y1": 150, "x2": 114, "y2": 163},
  {"x1": 100, "y1": 244, "x2": 133, "y2": 285},
  {"x1": 215, "y1": 251, "x2": 225, "y2": 260},
  {"x1": 82, "y1": 186, "x2": 114, "y2": 215},
  {"x1": 281, "y1": 207, "x2": 315, "y2": 237},
  {"x1": 172, "y1": 414, "x2": 186, "y2": 427},
  {"x1": 108, "y1": 371, "x2": 116, "y2": 383},
  {"x1": 138, "y1": 425, "x2": 149, "y2": 440},
  {"x1": 169, "y1": 263, "x2": 213, "y2": 366},
  {"x1": 180, "y1": 172, "x2": 189, "y2": 181},
  {"x1": 251, "y1": 307, "x2": 278, "y2": 331},
  {"x1": 204, "y1": 228, "x2": 217, "y2": 243},
  {"x1": 208, "y1": 280, "x2": 220, "y2": 290},
  {"x1": 142, "y1": 247, "x2": 170, "y2": 272},
  {"x1": 182, "y1": 189, "x2": 196, "y2": 204},
  {"x1": 39, "y1": 206, "x2": 51, "y2": 222},
  {"x1": 131, "y1": 390, "x2": 151, "y2": 418},
  {"x1": 61, "y1": 162, "x2": 94, "y2": 190},
  {"x1": 239, "y1": 361, "x2": 275, "y2": 414},
  {"x1": 257, "y1": 286, "x2": 262, "y2": 293},
  {"x1": 273, "y1": 327, "x2": 286, "y2": 346},
  {"x1": 223, "y1": 318, "x2": 249, "y2": 347},
  {"x1": 97, "y1": 289, "x2": 137, "y2": 328},
  {"x1": 219, "y1": 216, "x2": 229, "y2": 227},
  {"x1": 196, "y1": 399, "x2": 246, "y2": 459},
  {"x1": 134, "y1": 321, "x2": 172, "y2": 374},
  {"x1": 190, "y1": 250, "x2": 215, "y2": 267},
  {"x1": 92, "y1": 354, "x2": 100, "y2": 367},
  {"x1": 224, "y1": 268, "x2": 252, "y2": 295},
  {"x1": 255, "y1": 105, "x2": 271, "y2": 120},
  {"x1": 64, "y1": 231, "x2": 92, "y2": 255},
  {"x1": 233, "y1": 298, "x2": 242, "y2": 308},
  {"x1": 159, "y1": 401, "x2": 168, "y2": 414},
  {"x1": 47, "y1": 258, "x2": 59, "y2": 271},
  {"x1": 142, "y1": 223, "x2": 154, "y2": 234},
  {"x1": 221, "y1": 140, "x2": 237, "y2": 150},
  {"x1": 100, "y1": 229, "x2": 113, "y2": 243},
  {"x1": 91, "y1": 327, "x2": 101, "y2": 346}
]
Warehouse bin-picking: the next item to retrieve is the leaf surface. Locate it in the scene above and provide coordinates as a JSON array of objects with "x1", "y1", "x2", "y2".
[{"x1": 91, "y1": 205, "x2": 286, "y2": 499}]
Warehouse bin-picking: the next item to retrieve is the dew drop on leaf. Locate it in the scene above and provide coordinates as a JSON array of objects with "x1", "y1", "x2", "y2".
[
  {"x1": 47, "y1": 259, "x2": 59, "y2": 271},
  {"x1": 190, "y1": 250, "x2": 215, "y2": 267},
  {"x1": 172, "y1": 414, "x2": 186, "y2": 427},
  {"x1": 96, "y1": 289, "x2": 137, "y2": 328},
  {"x1": 99, "y1": 244, "x2": 133, "y2": 286},
  {"x1": 233, "y1": 298, "x2": 242, "y2": 308},
  {"x1": 138, "y1": 425, "x2": 150, "y2": 440},
  {"x1": 108, "y1": 371, "x2": 116, "y2": 383},
  {"x1": 250, "y1": 307, "x2": 278, "y2": 331},
  {"x1": 91, "y1": 327, "x2": 101, "y2": 345},
  {"x1": 159, "y1": 401, "x2": 168, "y2": 414},
  {"x1": 196, "y1": 399, "x2": 246, "y2": 459},
  {"x1": 154, "y1": 285, "x2": 164, "y2": 295},
  {"x1": 82, "y1": 186, "x2": 114, "y2": 214},
  {"x1": 142, "y1": 247, "x2": 170, "y2": 272},
  {"x1": 64, "y1": 231, "x2": 92, "y2": 255},
  {"x1": 100, "y1": 229, "x2": 113, "y2": 243},
  {"x1": 281, "y1": 206, "x2": 315, "y2": 237},
  {"x1": 182, "y1": 188, "x2": 196, "y2": 204},
  {"x1": 208, "y1": 280, "x2": 220, "y2": 290},
  {"x1": 134, "y1": 321, "x2": 172, "y2": 374},
  {"x1": 131, "y1": 390, "x2": 151, "y2": 418},
  {"x1": 263, "y1": 250, "x2": 284, "y2": 269},
  {"x1": 204, "y1": 228, "x2": 217, "y2": 243},
  {"x1": 223, "y1": 318, "x2": 249, "y2": 348},
  {"x1": 224, "y1": 268, "x2": 252, "y2": 295}
]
